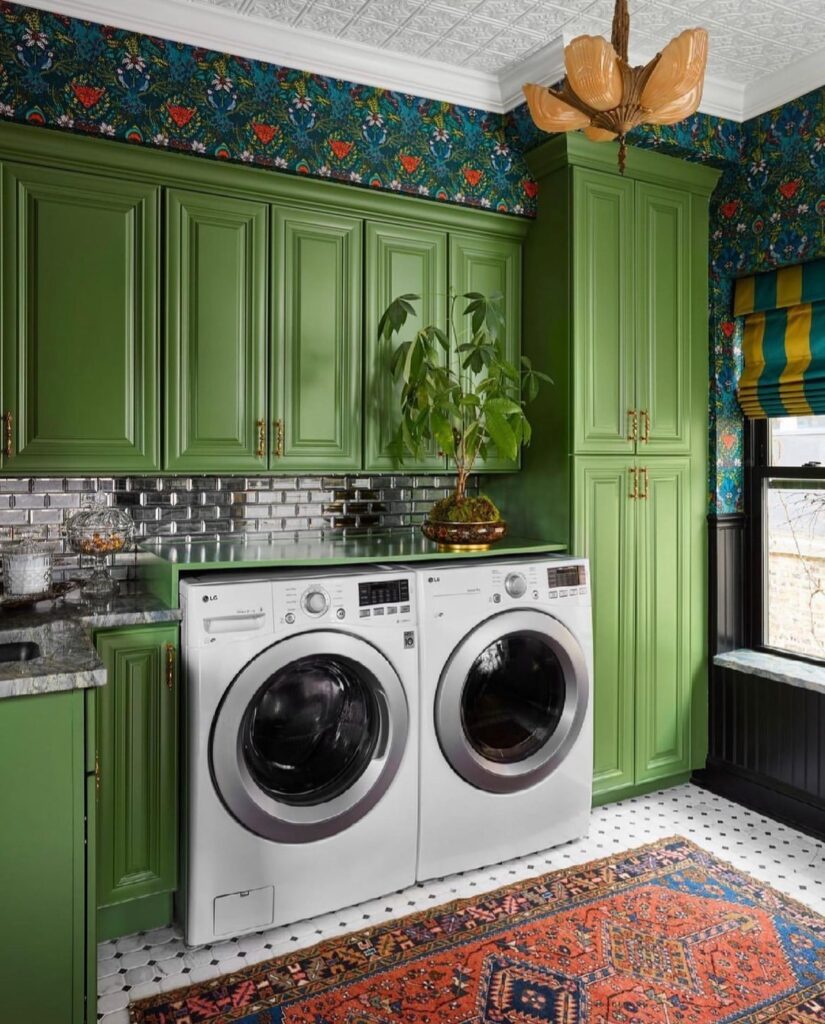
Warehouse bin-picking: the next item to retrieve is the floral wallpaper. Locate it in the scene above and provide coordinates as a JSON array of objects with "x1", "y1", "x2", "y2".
[{"x1": 1, "y1": 2, "x2": 823, "y2": 514}]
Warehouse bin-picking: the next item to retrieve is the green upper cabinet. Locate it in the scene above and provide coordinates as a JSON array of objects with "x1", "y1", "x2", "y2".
[
  {"x1": 572, "y1": 167, "x2": 635, "y2": 456},
  {"x1": 165, "y1": 189, "x2": 268, "y2": 472},
  {"x1": 450, "y1": 232, "x2": 522, "y2": 471},
  {"x1": 1, "y1": 162, "x2": 159, "y2": 472},
  {"x1": 635, "y1": 182, "x2": 691, "y2": 454},
  {"x1": 364, "y1": 221, "x2": 447, "y2": 472},
  {"x1": 95, "y1": 626, "x2": 179, "y2": 941},
  {"x1": 271, "y1": 207, "x2": 362, "y2": 471}
]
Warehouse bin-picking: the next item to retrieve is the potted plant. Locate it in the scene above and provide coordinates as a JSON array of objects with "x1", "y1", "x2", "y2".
[{"x1": 377, "y1": 289, "x2": 550, "y2": 550}]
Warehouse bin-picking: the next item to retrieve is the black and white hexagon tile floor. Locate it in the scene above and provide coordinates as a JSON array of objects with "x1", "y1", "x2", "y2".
[{"x1": 96, "y1": 783, "x2": 825, "y2": 1023}]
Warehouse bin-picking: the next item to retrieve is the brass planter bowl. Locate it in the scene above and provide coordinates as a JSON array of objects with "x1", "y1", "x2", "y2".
[{"x1": 421, "y1": 519, "x2": 508, "y2": 552}]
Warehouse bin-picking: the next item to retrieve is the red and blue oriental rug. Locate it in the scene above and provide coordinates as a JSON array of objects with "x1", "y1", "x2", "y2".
[{"x1": 130, "y1": 837, "x2": 825, "y2": 1023}]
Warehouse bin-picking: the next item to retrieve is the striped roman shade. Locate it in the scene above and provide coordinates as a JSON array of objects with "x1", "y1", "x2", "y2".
[{"x1": 734, "y1": 259, "x2": 825, "y2": 418}]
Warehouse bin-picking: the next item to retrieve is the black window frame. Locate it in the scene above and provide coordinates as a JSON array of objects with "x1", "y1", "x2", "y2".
[{"x1": 744, "y1": 417, "x2": 825, "y2": 665}]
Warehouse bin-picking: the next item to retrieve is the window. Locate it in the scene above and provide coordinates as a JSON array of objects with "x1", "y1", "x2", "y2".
[{"x1": 754, "y1": 416, "x2": 825, "y2": 661}]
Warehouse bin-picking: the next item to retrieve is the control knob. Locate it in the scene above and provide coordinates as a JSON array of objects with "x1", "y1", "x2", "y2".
[
  {"x1": 302, "y1": 587, "x2": 330, "y2": 616},
  {"x1": 504, "y1": 572, "x2": 527, "y2": 598}
]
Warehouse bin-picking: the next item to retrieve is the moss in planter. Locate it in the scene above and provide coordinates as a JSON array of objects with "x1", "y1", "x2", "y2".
[{"x1": 429, "y1": 494, "x2": 502, "y2": 524}]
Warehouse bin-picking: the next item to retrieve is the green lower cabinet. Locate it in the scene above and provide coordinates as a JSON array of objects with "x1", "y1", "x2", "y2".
[
  {"x1": 574, "y1": 455, "x2": 699, "y2": 804},
  {"x1": 573, "y1": 457, "x2": 636, "y2": 798},
  {"x1": 95, "y1": 625, "x2": 179, "y2": 941},
  {"x1": 0, "y1": 690, "x2": 91, "y2": 1024},
  {"x1": 634, "y1": 459, "x2": 694, "y2": 782},
  {"x1": 271, "y1": 206, "x2": 363, "y2": 471},
  {"x1": 364, "y1": 221, "x2": 447, "y2": 472}
]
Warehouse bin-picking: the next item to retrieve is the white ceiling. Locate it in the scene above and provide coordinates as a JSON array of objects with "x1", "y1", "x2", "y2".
[{"x1": 21, "y1": 0, "x2": 825, "y2": 121}]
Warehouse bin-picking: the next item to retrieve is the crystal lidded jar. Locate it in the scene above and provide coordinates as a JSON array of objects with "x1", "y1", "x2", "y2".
[{"x1": 66, "y1": 494, "x2": 134, "y2": 599}]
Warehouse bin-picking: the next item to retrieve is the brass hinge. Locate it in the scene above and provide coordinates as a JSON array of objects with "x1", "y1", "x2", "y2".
[{"x1": 165, "y1": 643, "x2": 176, "y2": 691}]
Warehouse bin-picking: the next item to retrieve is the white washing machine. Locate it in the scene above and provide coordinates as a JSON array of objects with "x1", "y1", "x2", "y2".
[
  {"x1": 413, "y1": 556, "x2": 592, "y2": 881},
  {"x1": 180, "y1": 566, "x2": 418, "y2": 946}
]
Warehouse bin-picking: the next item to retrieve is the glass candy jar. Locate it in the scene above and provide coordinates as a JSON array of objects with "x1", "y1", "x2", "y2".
[{"x1": 66, "y1": 496, "x2": 134, "y2": 598}]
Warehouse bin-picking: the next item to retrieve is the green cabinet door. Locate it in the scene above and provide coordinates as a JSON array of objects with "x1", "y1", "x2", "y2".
[
  {"x1": 1, "y1": 163, "x2": 159, "y2": 472},
  {"x1": 450, "y1": 232, "x2": 522, "y2": 471},
  {"x1": 272, "y1": 207, "x2": 362, "y2": 470},
  {"x1": 635, "y1": 182, "x2": 691, "y2": 454},
  {"x1": 0, "y1": 691, "x2": 88, "y2": 1024},
  {"x1": 365, "y1": 221, "x2": 447, "y2": 472},
  {"x1": 95, "y1": 625, "x2": 179, "y2": 941},
  {"x1": 165, "y1": 189, "x2": 268, "y2": 471},
  {"x1": 573, "y1": 457, "x2": 637, "y2": 799},
  {"x1": 572, "y1": 168, "x2": 635, "y2": 456},
  {"x1": 634, "y1": 459, "x2": 693, "y2": 783}
]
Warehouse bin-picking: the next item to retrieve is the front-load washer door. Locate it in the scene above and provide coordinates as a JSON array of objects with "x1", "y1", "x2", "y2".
[
  {"x1": 435, "y1": 610, "x2": 589, "y2": 794},
  {"x1": 210, "y1": 631, "x2": 408, "y2": 842}
]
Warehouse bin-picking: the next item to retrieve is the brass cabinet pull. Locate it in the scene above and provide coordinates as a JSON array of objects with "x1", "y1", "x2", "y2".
[
  {"x1": 165, "y1": 643, "x2": 176, "y2": 691},
  {"x1": 640, "y1": 409, "x2": 650, "y2": 443},
  {"x1": 255, "y1": 418, "x2": 266, "y2": 459},
  {"x1": 639, "y1": 466, "x2": 649, "y2": 499},
  {"x1": 94, "y1": 753, "x2": 100, "y2": 795},
  {"x1": 628, "y1": 466, "x2": 638, "y2": 500},
  {"x1": 3, "y1": 410, "x2": 12, "y2": 458},
  {"x1": 627, "y1": 409, "x2": 637, "y2": 442},
  {"x1": 273, "y1": 418, "x2": 284, "y2": 458}
]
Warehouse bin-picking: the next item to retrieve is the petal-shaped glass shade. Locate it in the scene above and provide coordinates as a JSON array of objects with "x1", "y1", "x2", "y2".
[
  {"x1": 522, "y1": 83, "x2": 590, "y2": 131},
  {"x1": 564, "y1": 35, "x2": 623, "y2": 111},
  {"x1": 584, "y1": 125, "x2": 618, "y2": 142},
  {"x1": 641, "y1": 28, "x2": 708, "y2": 112},
  {"x1": 645, "y1": 79, "x2": 703, "y2": 125}
]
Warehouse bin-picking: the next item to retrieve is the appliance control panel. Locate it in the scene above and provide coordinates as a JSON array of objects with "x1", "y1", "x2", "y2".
[
  {"x1": 427, "y1": 559, "x2": 589, "y2": 611},
  {"x1": 275, "y1": 574, "x2": 415, "y2": 629}
]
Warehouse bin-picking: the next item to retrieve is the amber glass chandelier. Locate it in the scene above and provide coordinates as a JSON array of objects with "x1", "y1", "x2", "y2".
[{"x1": 523, "y1": 0, "x2": 708, "y2": 172}]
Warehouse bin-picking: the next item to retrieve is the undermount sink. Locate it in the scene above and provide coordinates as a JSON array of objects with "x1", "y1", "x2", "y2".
[{"x1": 0, "y1": 642, "x2": 41, "y2": 663}]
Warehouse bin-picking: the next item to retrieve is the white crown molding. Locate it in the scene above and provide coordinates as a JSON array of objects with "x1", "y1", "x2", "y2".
[{"x1": 16, "y1": 0, "x2": 825, "y2": 124}]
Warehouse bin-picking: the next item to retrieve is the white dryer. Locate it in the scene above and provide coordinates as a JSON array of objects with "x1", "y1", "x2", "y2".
[
  {"x1": 413, "y1": 557, "x2": 592, "y2": 881},
  {"x1": 180, "y1": 567, "x2": 418, "y2": 946}
]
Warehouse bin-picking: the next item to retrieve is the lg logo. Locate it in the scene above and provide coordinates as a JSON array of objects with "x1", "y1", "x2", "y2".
[
  {"x1": 427, "y1": 576, "x2": 440, "y2": 583},
  {"x1": 201, "y1": 594, "x2": 218, "y2": 603}
]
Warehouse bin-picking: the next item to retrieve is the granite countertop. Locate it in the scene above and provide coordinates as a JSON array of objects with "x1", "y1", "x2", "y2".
[{"x1": 0, "y1": 582, "x2": 181, "y2": 702}]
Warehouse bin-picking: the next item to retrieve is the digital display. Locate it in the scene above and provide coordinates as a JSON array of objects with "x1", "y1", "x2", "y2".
[
  {"x1": 359, "y1": 579, "x2": 410, "y2": 607},
  {"x1": 547, "y1": 565, "x2": 586, "y2": 588}
]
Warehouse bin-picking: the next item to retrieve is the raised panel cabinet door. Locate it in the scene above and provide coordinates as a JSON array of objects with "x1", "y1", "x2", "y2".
[
  {"x1": 365, "y1": 221, "x2": 447, "y2": 472},
  {"x1": 450, "y1": 232, "x2": 522, "y2": 471},
  {"x1": 572, "y1": 457, "x2": 637, "y2": 800},
  {"x1": 165, "y1": 190, "x2": 268, "y2": 471},
  {"x1": 0, "y1": 691, "x2": 87, "y2": 1024},
  {"x1": 635, "y1": 182, "x2": 691, "y2": 454},
  {"x1": 271, "y1": 207, "x2": 362, "y2": 470},
  {"x1": 95, "y1": 626, "x2": 179, "y2": 936},
  {"x1": 634, "y1": 459, "x2": 693, "y2": 783},
  {"x1": 1, "y1": 162, "x2": 159, "y2": 471},
  {"x1": 572, "y1": 167, "x2": 635, "y2": 455}
]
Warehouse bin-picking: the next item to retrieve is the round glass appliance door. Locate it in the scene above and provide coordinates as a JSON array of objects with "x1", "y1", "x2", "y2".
[
  {"x1": 435, "y1": 610, "x2": 589, "y2": 793},
  {"x1": 210, "y1": 632, "x2": 408, "y2": 842}
]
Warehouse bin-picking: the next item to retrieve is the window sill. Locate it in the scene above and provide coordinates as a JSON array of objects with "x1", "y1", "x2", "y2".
[{"x1": 714, "y1": 649, "x2": 825, "y2": 695}]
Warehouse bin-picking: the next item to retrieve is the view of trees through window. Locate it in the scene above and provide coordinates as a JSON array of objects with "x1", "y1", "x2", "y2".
[{"x1": 766, "y1": 417, "x2": 825, "y2": 660}]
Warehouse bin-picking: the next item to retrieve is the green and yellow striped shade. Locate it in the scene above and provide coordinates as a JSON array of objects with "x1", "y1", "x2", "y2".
[{"x1": 734, "y1": 259, "x2": 825, "y2": 418}]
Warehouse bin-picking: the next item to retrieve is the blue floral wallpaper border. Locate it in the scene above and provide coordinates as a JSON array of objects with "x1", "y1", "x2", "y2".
[{"x1": 1, "y1": 1, "x2": 824, "y2": 514}]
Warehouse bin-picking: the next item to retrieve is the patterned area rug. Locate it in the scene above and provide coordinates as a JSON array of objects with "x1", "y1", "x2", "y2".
[{"x1": 131, "y1": 837, "x2": 825, "y2": 1023}]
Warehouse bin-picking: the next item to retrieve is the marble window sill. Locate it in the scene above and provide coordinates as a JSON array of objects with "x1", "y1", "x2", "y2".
[{"x1": 714, "y1": 648, "x2": 825, "y2": 696}]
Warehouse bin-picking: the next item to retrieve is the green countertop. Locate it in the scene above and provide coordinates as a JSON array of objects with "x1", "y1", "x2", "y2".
[{"x1": 139, "y1": 530, "x2": 566, "y2": 606}]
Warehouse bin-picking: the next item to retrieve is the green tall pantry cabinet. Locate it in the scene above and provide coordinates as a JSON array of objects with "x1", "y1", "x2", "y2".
[{"x1": 495, "y1": 135, "x2": 719, "y2": 805}]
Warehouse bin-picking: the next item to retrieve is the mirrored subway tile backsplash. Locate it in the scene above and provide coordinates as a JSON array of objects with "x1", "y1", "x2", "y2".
[{"x1": 0, "y1": 474, "x2": 477, "y2": 581}]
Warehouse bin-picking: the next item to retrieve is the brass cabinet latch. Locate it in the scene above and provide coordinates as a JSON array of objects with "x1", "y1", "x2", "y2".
[{"x1": 165, "y1": 643, "x2": 176, "y2": 691}]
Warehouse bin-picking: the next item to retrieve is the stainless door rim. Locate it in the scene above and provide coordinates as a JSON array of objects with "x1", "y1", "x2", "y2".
[
  {"x1": 435, "y1": 609, "x2": 589, "y2": 794},
  {"x1": 210, "y1": 630, "x2": 409, "y2": 843}
]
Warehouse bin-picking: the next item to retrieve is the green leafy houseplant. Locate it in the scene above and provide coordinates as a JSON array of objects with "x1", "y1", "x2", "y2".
[{"x1": 377, "y1": 289, "x2": 550, "y2": 532}]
